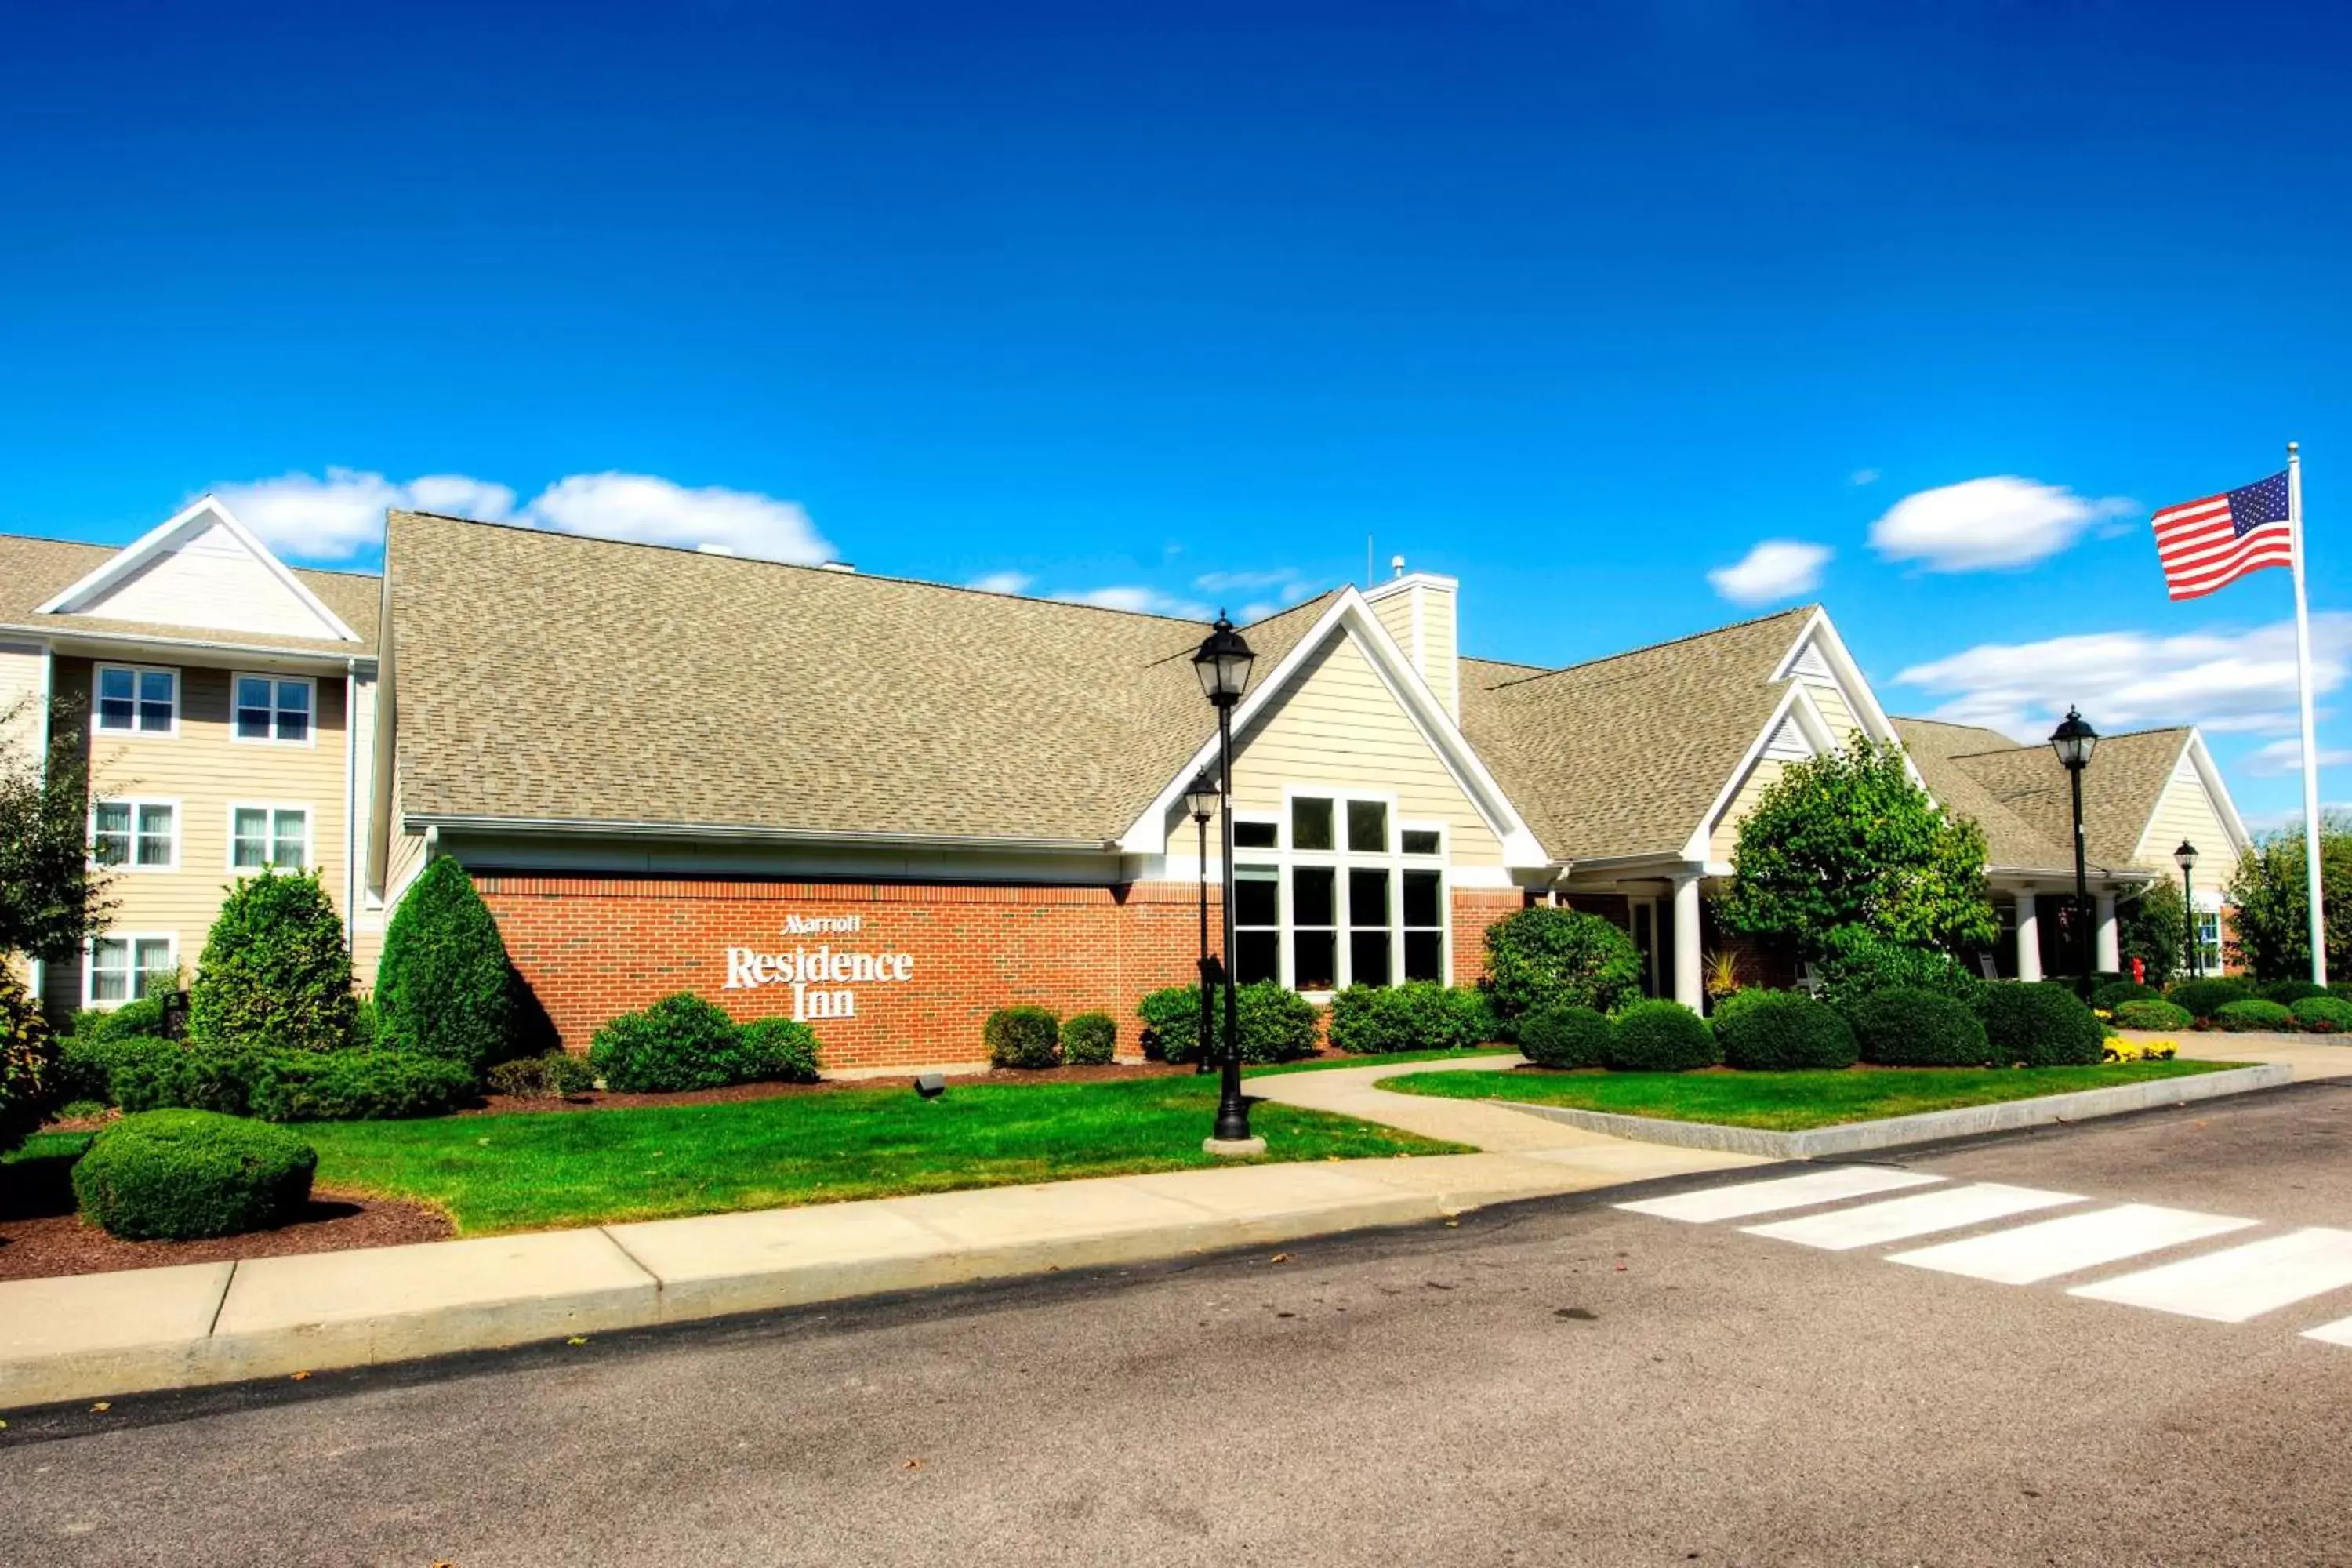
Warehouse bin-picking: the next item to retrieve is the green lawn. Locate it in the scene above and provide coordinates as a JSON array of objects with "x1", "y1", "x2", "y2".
[
  {"x1": 1380, "y1": 1060, "x2": 2234, "y2": 1131},
  {"x1": 1246, "y1": 1047, "x2": 1517, "y2": 1076},
  {"x1": 15, "y1": 1076, "x2": 1463, "y2": 1236}
]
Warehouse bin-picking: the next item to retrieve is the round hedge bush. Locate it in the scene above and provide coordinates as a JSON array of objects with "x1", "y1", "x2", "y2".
[
  {"x1": 486, "y1": 1051, "x2": 599, "y2": 1099},
  {"x1": 2290, "y1": 995, "x2": 2352, "y2": 1033},
  {"x1": 1515, "y1": 1004, "x2": 1611, "y2": 1069},
  {"x1": 728, "y1": 1018, "x2": 822, "y2": 1083},
  {"x1": 1714, "y1": 991, "x2": 1858, "y2": 1071},
  {"x1": 2113, "y1": 999, "x2": 2193, "y2": 1032},
  {"x1": 1136, "y1": 982, "x2": 1321, "y2": 1064},
  {"x1": 1975, "y1": 982, "x2": 2106, "y2": 1066},
  {"x1": 1606, "y1": 1000, "x2": 1719, "y2": 1073},
  {"x1": 1479, "y1": 907, "x2": 1642, "y2": 1029},
  {"x1": 1326, "y1": 982, "x2": 1487, "y2": 1054},
  {"x1": 2214, "y1": 998, "x2": 2295, "y2": 1033},
  {"x1": 2167, "y1": 978, "x2": 2252, "y2": 1019},
  {"x1": 2090, "y1": 980, "x2": 2160, "y2": 1011},
  {"x1": 985, "y1": 1006, "x2": 1062, "y2": 1069},
  {"x1": 1062, "y1": 1011, "x2": 1118, "y2": 1065},
  {"x1": 1844, "y1": 987, "x2": 1994, "y2": 1067},
  {"x1": 2259, "y1": 979, "x2": 2328, "y2": 1006},
  {"x1": 71, "y1": 1109, "x2": 316, "y2": 1240},
  {"x1": 590, "y1": 993, "x2": 743, "y2": 1093}
]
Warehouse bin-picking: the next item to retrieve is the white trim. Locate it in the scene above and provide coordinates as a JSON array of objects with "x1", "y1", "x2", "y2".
[
  {"x1": 35, "y1": 495, "x2": 363, "y2": 643},
  {"x1": 92, "y1": 661, "x2": 180, "y2": 739},
  {"x1": 225, "y1": 800, "x2": 315, "y2": 873},
  {"x1": 1770, "y1": 608, "x2": 1901, "y2": 746},
  {"x1": 90, "y1": 795, "x2": 182, "y2": 873},
  {"x1": 229, "y1": 670, "x2": 320, "y2": 747},
  {"x1": 406, "y1": 812, "x2": 1116, "y2": 854},
  {"x1": 2125, "y1": 728, "x2": 2254, "y2": 866},
  {"x1": 1226, "y1": 785, "x2": 1456, "y2": 991},
  {"x1": 1, "y1": 620, "x2": 373, "y2": 669},
  {"x1": 1682, "y1": 684, "x2": 1834, "y2": 862},
  {"x1": 82, "y1": 931, "x2": 179, "y2": 1008}
]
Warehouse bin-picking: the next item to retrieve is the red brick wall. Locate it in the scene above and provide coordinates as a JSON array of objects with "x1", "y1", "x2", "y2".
[
  {"x1": 477, "y1": 875, "x2": 1220, "y2": 1072},
  {"x1": 1450, "y1": 888, "x2": 1526, "y2": 987}
]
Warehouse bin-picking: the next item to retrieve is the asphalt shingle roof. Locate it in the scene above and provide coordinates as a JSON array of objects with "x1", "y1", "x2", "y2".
[
  {"x1": 1892, "y1": 717, "x2": 2189, "y2": 875},
  {"x1": 0, "y1": 532, "x2": 379, "y2": 654}
]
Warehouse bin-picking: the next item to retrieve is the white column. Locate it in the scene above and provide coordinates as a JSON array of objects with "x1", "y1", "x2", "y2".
[
  {"x1": 2015, "y1": 894, "x2": 2042, "y2": 982},
  {"x1": 1671, "y1": 873, "x2": 1704, "y2": 1010},
  {"x1": 2095, "y1": 892, "x2": 2120, "y2": 974}
]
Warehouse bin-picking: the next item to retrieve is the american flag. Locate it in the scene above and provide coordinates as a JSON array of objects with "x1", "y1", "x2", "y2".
[{"x1": 2152, "y1": 470, "x2": 2295, "y2": 601}]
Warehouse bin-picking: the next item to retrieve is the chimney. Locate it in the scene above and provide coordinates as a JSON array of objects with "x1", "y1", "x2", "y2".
[{"x1": 1363, "y1": 567, "x2": 1461, "y2": 720}]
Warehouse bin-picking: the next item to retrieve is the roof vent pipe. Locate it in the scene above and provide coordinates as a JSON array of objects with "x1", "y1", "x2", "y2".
[
  {"x1": 1392, "y1": 554, "x2": 1406, "y2": 579},
  {"x1": 695, "y1": 544, "x2": 736, "y2": 556},
  {"x1": 819, "y1": 561, "x2": 858, "y2": 573}
]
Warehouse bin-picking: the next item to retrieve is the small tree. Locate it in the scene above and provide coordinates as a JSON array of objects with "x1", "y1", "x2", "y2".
[
  {"x1": 376, "y1": 856, "x2": 515, "y2": 1075},
  {"x1": 2223, "y1": 814, "x2": 2352, "y2": 980},
  {"x1": 0, "y1": 696, "x2": 114, "y2": 964},
  {"x1": 0, "y1": 961, "x2": 59, "y2": 1156},
  {"x1": 1481, "y1": 906, "x2": 1642, "y2": 1024},
  {"x1": 1719, "y1": 736, "x2": 1999, "y2": 960},
  {"x1": 2118, "y1": 880, "x2": 2189, "y2": 987},
  {"x1": 189, "y1": 869, "x2": 357, "y2": 1052}
]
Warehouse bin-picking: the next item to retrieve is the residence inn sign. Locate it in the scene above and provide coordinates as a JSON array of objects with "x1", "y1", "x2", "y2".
[{"x1": 722, "y1": 915, "x2": 917, "y2": 1021}]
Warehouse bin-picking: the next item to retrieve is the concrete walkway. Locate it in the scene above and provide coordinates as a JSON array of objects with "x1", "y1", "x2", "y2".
[
  {"x1": 2118, "y1": 1030, "x2": 2352, "y2": 1082},
  {"x1": 0, "y1": 1055, "x2": 1761, "y2": 1409}
]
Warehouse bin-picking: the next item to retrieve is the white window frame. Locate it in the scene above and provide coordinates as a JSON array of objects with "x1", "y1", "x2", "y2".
[
  {"x1": 230, "y1": 671, "x2": 318, "y2": 747},
  {"x1": 90, "y1": 796, "x2": 181, "y2": 873},
  {"x1": 93, "y1": 662, "x2": 180, "y2": 739},
  {"x1": 1224, "y1": 786, "x2": 1451, "y2": 998},
  {"x1": 226, "y1": 801, "x2": 314, "y2": 873},
  {"x1": 84, "y1": 931, "x2": 179, "y2": 1008}
]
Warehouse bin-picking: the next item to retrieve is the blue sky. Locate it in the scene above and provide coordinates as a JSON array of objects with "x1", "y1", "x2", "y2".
[{"x1": 5, "y1": 1, "x2": 2348, "y2": 824}]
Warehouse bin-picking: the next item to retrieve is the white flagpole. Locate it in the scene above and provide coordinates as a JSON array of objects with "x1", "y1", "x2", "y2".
[{"x1": 2288, "y1": 441, "x2": 2327, "y2": 984}]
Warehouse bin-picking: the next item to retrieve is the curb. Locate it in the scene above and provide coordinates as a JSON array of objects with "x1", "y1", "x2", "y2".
[{"x1": 1485, "y1": 1062, "x2": 2296, "y2": 1158}]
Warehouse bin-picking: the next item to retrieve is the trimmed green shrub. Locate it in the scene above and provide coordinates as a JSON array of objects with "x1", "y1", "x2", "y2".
[
  {"x1": 189, "y1": 869, "x2": 356, "y2": 1054},
  {"x1": 727, "y1": 1017, "x2": 824, "y2": 1083},
  {"x1": 1137, "y1": 982, "x2": 1321, "y2": 1064},
  {"x1": 1062, "y1": 1011, "x2": 1117, "y2": 1065},
  {"x1": 376, "y1": 856, "x2": 515, "y2": 1076},
  {"x1": 2114, "y1": 999, "x2": 2194, "y2": 1032},
  {"x1": 2259, "y1": 979, "x2": 2328, "y2": 1006},
  {"x1": 590, "y1": 993, "x2": 743, "y2": 1093},
  {"x1": 0, "y1": 961, "x2": 59, "y2": 1156},
  {"x1": 1816, "y1": 927, "x2": 1981, "y2": 1010},
  {"x1": 487, "y1": 1051, "x2": 600, "y2": 1098},
  {"x1": 1515, "y1": 1004, "x2": 1612, "y2": 1069},
  {"x1": 71, "y1": 1109, "x2": 316, "y2": 1240},
  {"x1": 1714, "y1": 991, "x2": 1859, "y2": 1071},
  {"x1": 2214, "y1": 998, "x2": 2295, "y2": 1033},
  {"x1": 114, "y1": 1042, "x2": 265, "y2": 1116},
  {"x1": 53, "y1": 1033, "x2": 178, "y2": 1106},
  {"x1": 985, "y1": 1006, "x2": 1062, "y2": 1069},
  {"x1": 246, "y1": 1051, "x2": 473, "y2": 1122},
  {"x1": 1479, "y1": 907, "x2": 1642, "y2": 1029},
  {"x1": 2090, "y1": 980, "x2": 2160, "y2": 1011},
  {"x1": 1606, "y1": 1000, "x2": 1719, "y2": 1073},
  {"x1": 349, "y1": 995, "x2": 381, "y2": 1050},
  {"x1": 1845, "y1": 987, "x2": 1994, "y2": 1067},
  {"x1": 1326, "y1": 982, "x2": 1488, "y2": 1054},
  {"x1": 2167, "y1": 977, "x2": 2253, "y2": 1019},
  {"x1": 1975, "y1": 982, "x2": 2105, "y2": 1067},
  {"x1": 2290, "y1": 995, "x2": 2352, "y2": 1032},
  {"x1": 1138, "y1": 985, "x2": 1203, "y2": 1062},
  {"x1": 70, "y1": 993, "x2": 167, "y2": 1043}
]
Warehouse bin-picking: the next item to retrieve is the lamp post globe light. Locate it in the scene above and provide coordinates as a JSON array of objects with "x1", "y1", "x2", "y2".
[
  {"x1": 2049, "y1": 706, "x2": 2100, "y2": 998},
  {"x1": 1191, "y1": 612, "x2": 1261, "y2": 1155},
  {"x1": 2176, "y1": 839, "x2": 2200, "y2": 980},
  {"x1": 1185, "y1": 772, "x2": 1221, "y2": 1077}
]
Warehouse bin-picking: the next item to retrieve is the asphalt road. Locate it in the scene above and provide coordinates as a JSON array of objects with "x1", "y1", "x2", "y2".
[{"x1": 7, "y1": 1083, "x2": 2352, "y2": 1567}]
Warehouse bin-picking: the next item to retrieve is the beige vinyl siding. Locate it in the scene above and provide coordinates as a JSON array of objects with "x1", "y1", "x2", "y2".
[
  {"x1": 70, "y1": 518, "x2": 349, "y2": 641},
  {"x1": 1802, "y1": 675, "x2": 1859, "y2": 745},
  {"x1": 2135, "y1": 752, "x2": 2234, "y2": 904},
  {"x1": 0, "y1": 641, "x2": 45, "y2": 755},
  {"x1": 1709, "y1": 756, "x2": 1785, "y2": 862},
  {"x1": 50, "y1": 658, "x2": 351, "y2": 1009},
  {"x1": 1167, "y1": 627, "x2": 1501, "y2": 863},
  {"x1": 382, "y1": 757, "x2": 430, "y2": 906},
  {"x1": 1365, "y1": 580, "x2": 1459, "y2": 719}
]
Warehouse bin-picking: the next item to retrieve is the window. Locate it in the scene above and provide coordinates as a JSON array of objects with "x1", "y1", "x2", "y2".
[
  {"x1": 92, "y1": 799, "x2": 176, "y2": 869},
  {"x1": 2194, "y1": 911, "x2": 2223, "y2": 975},
  {"x1": 1290, "y1": 866, "x2": 1337, "y2": 989},
  {"x1": 1347, "y1": 800, "x2": 1388, "y2": 854},
  {"x1": 95, "y1": 664, "x2": 176, "y2": 735},
  {"x1": 1403, "y1": 869, "x2": 1446, "y2": 982},
  {"x1": 1401, "y1": 828, "x2": 1442, "y2": 855},
  {"x1": 1290, "y1": 797, "x2": 1334, "y2": 851},
  {"x1": 1349, "y1": 867, "x2": 1392, "y2": 985},
  {"x1": 1233, "y1": 818, "x2": 1279, "y2": 850},
  {"x1": 1229, "y1": 791, "x2": 1450, "y2": 994},
  {"x1": 230, "y1": 805, "x2": 311, "y2": 871},
  {"x1": 234, "y1": 674, "x2": 314, "y2": 744},
  {"x1": 89, "y1": 935, "x2": 176, "y2": 1005},
  {"x1": 1233, "y1": 866, "x2": 1281, "y2": 985}
]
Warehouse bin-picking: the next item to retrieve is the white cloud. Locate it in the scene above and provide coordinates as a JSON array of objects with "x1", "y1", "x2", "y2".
[
  {"x1": 967, "y1": 570, "x2": 1035, "y2": 596},
  {"x1": 2241, "y1": 738, "x2": 2352, "y2": 776},
  {"x1": 1868, "y1": 476, "x2": 2137, "y2": 572},
  {"x1": 1893, "y1": 613, "x2": 2352, "y2": 741},
  {"x1": 1194, "y1": 568, "x2": 1298, "y2": 593},
  {"x1": 1707, "y1": 539, "x2": 1831, "y2": 605},
  {"x1": 1053, "y1": 585, "x2": 1213, "y2": 620},
  {"x1": 202, "y1": 467, "x2": 833, "y2": 564},
  {"x1": 1850, "y1": 468, "x2": 1881, "y2": 486},
  {"x1": 2242, "y1": 801, "x2": 2352, "y2": 834}
]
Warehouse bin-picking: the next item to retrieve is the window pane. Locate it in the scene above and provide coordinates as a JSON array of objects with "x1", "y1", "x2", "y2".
[
  {"x1": 233, "y1": 807, "x2": 268, "y2": 868},
  {"x1": 136, "y1": 803, "x2": 173, "y2": 865},
  {"x1": 134, "y1": 940, "x2": 174, "y2": 999},
  {"x1": 1292, "y1": 930, "x2": 1337, "y2": 990},
  {"x1": 91, "y1": 940, "x2": 129, "y2": 1002},
  {"x1": 1291, "y1": 866, "x2": 1335, "y2": 927},
  {"x1": 236, "y1": 677, "x2": 274, "y2": 740},
  {"x1": 1350, "y1": 931, "x2": 1392, "y2": 987},
  {"x1": 1234, "y1": 866, "x2": 1279, "y2": 927},
  {"x1": 1233, "y1": 820, "x2": 1278, "y2": 849},
  {"x1": 1401, "y1": 828, "x2": 1442, "y2": 855},
  {"x1": 97, "y1": 668, "x2": 134, "y2": 730},
  {"x1": 1402, "y1": 869, "x2": 1443, "y2": 929},
  {"x1": 1233, "y1": 930, "x2": 1281, "y2": 986},
  {"x1": 273, "y1": 810, "x2": 307, "y2": 867},
  {"x1": 1403, "y1": 931, "x2": 1445, "y2": 983},
  {"x1": 237, "y1": 676, "x2": 272, "y2": 710},
  {"x1": 1348, "y1": 867, "x2": 1389, "y2": 926},
  {"x1": 100, "y1": 667, "x2": 133, "y2": 701},
  {"x1": 278, "y1": 682, "x2": 311, "y2": 742},
  {"x1": 1347, "y1": 800, "x2": 1388, "y2": 853},
  {"x1": 137, "y1": 670, "x2": 173, "y2": 731},
  {"x1": 93, "y1": 801, "x2": 130, "y2": 864},
  {"x1": 1290, "y1": 797, "x2": 1334, "y2": 851}
]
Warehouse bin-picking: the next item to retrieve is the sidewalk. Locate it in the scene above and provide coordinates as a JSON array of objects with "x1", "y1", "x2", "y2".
[
  {"x1": 0, "y1": 1057, "x2": 1762, "y2": 1408},
  {"x1": 2119, "y1": 1030, "x2": 2352, "y2": 1082}
]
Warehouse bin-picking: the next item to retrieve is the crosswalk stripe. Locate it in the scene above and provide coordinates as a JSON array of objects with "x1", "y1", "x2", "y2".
[
  {"x1": 1886, "y1": 1204, "x2": 2256, "y2": 1285},
  {"x1": 1616, "y1": 1166, "x2": 1944, "y2": 1224},
  {"x1": 2301, "y1": 1315, "x2": 2352, "y2": 1348},
  {"x1": 2069, "y1": 1228, "x2": 2352, "y2": 1323},
  {"x1": 1742, "y1": 1183, "x2": 2082, "y2": 1251}
]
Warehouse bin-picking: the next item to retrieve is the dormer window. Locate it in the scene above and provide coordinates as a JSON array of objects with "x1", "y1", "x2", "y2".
[
  {"x1": 95, "y1": 664, "x2": 176, "y2": 735},
  {"x1": 235, "y1": 674, "x2": 314, "y2": 745}
]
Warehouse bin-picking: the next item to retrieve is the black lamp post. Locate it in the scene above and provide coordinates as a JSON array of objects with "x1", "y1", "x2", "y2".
[
  {"x1": 1185, "y1": 772, "x2": 1221, "y2": 1077},
  {"x1": 1191, "y1": 612, "x2": 1257, "y2": 1150},
  {"x1": 2049, "y1": 706, "x2": 2100, "y2": 998},
  {"x1": 2176, "y1": 839, "x2": 2200, "y2": 981}
]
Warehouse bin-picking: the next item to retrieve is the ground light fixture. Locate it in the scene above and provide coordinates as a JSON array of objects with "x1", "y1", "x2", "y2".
[
  {"x1": 1185, "y1": 771, "x2": 1221, "y2": 1076},
  {"x1": 2176, "y1": 839, "x2": 2199, "y2": 980},
  {"x1": 1191, "y1": 612, "x2": 1260, "y2": 1155},
  {"x1": 2049, "y1": 706, "x2": 2100, "y2": 999}
]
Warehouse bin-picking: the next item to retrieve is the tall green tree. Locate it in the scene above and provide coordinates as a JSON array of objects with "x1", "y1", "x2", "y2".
[
  {"x1": 2118, "y1": 878, "x2": 2190, "y2": 987},
  {"x1": 376, "y1": 856, "x2": 516, "y2": 1075},
  {"x1": 1719, "y1": 736, "x2": 1999, "y2": 960},
  {"x1": 189, "y1": 869, "x2": 358, "y2": 1051},
  {"x1": 2223, "y1": 814, "x2": 2352, "y2": 981},
  {"x1": 0, "y1": 697, "x2": 114, "y2": 963}
]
